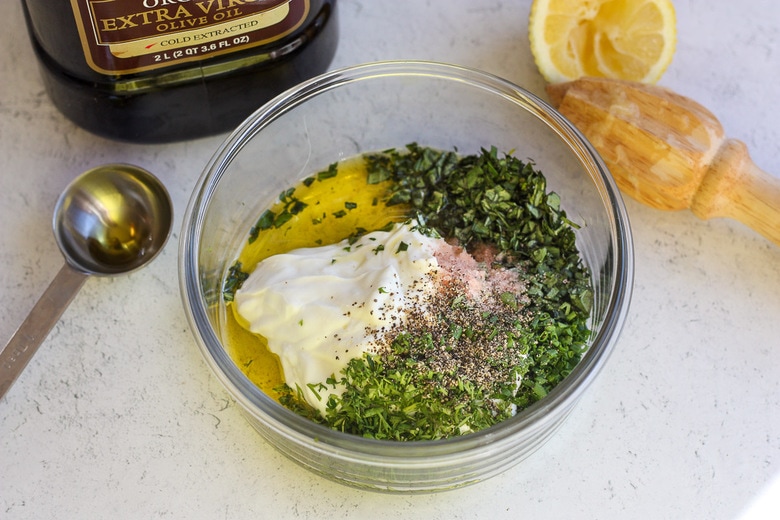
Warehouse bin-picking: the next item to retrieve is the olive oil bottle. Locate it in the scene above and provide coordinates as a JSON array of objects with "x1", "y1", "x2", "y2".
[{"x1": 21, "y1": 0, "x2": 338, "y2": 142}]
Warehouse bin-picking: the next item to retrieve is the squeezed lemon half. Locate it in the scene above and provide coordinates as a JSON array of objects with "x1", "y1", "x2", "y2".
[{"x1": 529, "y1": 0, "x2": 677, "y2": 83}]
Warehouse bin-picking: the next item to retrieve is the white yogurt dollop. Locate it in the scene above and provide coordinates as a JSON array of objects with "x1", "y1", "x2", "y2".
[{"x1": 234, "y1": 223, "x2": 440, "y2": 414}]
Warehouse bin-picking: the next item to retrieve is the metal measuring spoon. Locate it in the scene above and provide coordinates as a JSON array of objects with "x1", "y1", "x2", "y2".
[{"x1": 0, "y1": 164, "x2": 173, "y2": 400}]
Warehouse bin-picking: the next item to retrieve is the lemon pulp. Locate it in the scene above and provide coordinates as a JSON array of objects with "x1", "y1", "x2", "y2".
[{"x1": 529, "y1": 0, "x2": 677, "y2": 83}]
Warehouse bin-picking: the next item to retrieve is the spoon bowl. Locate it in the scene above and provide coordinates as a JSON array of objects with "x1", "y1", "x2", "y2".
[
  {"x1": 0, "y1": 164, "x2": 172, "y2": 399},
  {"x1": 54, "y1": 164, "x2": 172, "y2": 275}
]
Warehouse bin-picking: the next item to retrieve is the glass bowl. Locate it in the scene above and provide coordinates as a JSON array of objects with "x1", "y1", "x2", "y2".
[{"x1": 179, "y1": 60, "x2": 634, "y2": 493}]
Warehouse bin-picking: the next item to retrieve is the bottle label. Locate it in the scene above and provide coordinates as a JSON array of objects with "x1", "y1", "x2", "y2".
[{"x1": 70, "y1": 0, "x2": 310, "y2": 74}]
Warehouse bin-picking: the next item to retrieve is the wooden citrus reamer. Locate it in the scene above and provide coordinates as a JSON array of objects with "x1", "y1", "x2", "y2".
[{"x1": 546, "y1": 77, "x2": 780, "y2": 247}]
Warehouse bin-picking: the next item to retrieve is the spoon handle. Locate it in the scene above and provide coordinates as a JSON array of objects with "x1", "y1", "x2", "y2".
[{"x1": 0, "y1": 264, "x2": 88, "y2": 400}]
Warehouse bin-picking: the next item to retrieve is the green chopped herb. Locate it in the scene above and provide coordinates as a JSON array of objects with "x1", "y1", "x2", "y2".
[
  {"x1": 273, "y1": 211, "x2": 293, "y2": 228},
  {"x1": 317, "y1": 162, "x2": 339, "y2": 181},
  {"x1": 500, "y1": 291, "x2": 518, "y2": 310},
  {"x1": 278, "y1": 187, "x2": 295, "y2": 202},
  {"x1": 248, "y1": 189, "x2": 310, "y2": 243},
  {"x1": 289, "y1": 200, "x2": 307, "y2": 215},
  {"x1": 248, "y1": 210, "x2": 275, "y2": 243},
  {"x1": 223, "y1": 261, "x2": 249, "y2": 302}
]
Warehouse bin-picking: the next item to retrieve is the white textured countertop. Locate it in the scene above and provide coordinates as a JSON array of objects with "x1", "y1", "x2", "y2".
[{"x1": 1, "y1": 1, "x2": 779, "y2": 518}]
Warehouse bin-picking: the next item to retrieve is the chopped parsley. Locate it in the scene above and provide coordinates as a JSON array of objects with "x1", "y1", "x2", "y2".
[{"x1": 248, "y1": 188, "x2": 308, "y2": 243}]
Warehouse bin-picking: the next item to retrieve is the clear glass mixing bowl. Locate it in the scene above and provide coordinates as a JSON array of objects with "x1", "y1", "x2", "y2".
[{"x1": 179, "y1": 61, "x2": 634, "y2": 493}]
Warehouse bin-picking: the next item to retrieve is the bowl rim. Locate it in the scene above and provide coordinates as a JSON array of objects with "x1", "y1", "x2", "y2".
[{"x1": 179, "y1": 59, "x2": 634, "y2": 460}]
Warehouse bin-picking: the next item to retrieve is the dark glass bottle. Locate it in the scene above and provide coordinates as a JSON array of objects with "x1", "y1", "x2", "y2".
[{"x1": 21, "y1": 0, "x2": 338, "y2": 143}]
